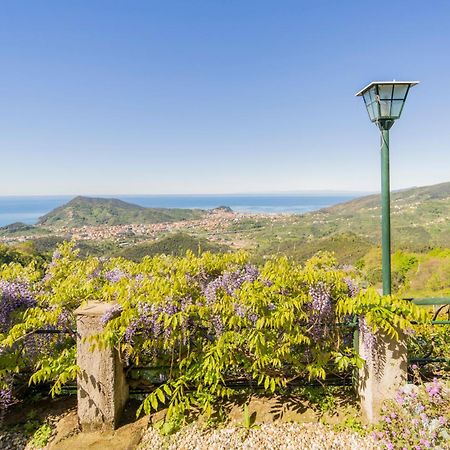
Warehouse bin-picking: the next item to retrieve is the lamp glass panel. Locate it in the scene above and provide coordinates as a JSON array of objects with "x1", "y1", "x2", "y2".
[
  {"x1": 379, "y1": 100, "x2": 391, "y2": 117},
  {"x1": 363, "y1": 91, "x2": 371, "y2": 105},
  {"x1": 393, "y1": 84, "x2": 409, "y2": 100},
  {"x1": 367, "y1": 103, "x2": 375, "y2": 121},
  {"x1": 379, "y1": 85, "x2": 394, "y2": 100},
  {"x1": 390, "y1": 100, "x2": 404, "y2": 117},
  {"x1": 371, "y1": 101, "x2": 380, "y2": 120}
]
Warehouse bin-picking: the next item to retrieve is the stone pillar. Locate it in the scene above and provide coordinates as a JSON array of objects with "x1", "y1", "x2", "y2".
[
  {"x1": 75, "y1": 301, "x2": 129, "y2": 431},
  {"x1": 357, "y1": 325, "x2": 407, "y2": 423}
]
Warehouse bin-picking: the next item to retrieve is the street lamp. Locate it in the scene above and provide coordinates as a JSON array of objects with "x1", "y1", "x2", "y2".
[{"x1": 356, "y1": 81, "x2": 419, "y2": 295}]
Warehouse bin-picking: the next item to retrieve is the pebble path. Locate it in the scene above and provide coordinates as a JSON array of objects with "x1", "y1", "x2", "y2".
[{"x1": 139, "y1": 422, "x2": 379, "y2": 450}]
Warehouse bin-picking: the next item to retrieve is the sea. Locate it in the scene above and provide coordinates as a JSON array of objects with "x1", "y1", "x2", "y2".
[{"x1": 0, "y1": 194, "x2": 359, "y2": 227}]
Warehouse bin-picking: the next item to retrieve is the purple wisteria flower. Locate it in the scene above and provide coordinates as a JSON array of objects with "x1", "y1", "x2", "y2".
[
  {"x1": 308, "y1": 282, "x2": 333, "y2": 340},
  {"x1": 101, "y1": 304, "x2": 123, "y2": 326},
  {"x1": 88, "y1": 266, "x2": 102, "y2": 280},
  {"x1": 121, "y1": 298, "x2": 184, "y2": 345},
  {"x1": 203, "y1": 264, "x2": 260, "y2": 306},
  {"x1": 211, "y1": 314, "x2": 224, "y2": 338},
  {"x1": 49, "y1": 249, "x2": 61, "y2": 266},
  {"x1": 42, "y1": 249, "x2": 63, "y2": 282},
  {"x1": 344, "y1": 277, "x2": 359, "y2": 298},
  {"x1": 134, "y1": 274, "x2": 145, "y2": 283},
  {"x1": 104, "y1": 268, "x2": 127, "y2": 283},
  {"x1": 359, "y1": 316, "x2": 377, "y2": 363},
  {"x1": 0, "y1": 382, "x2": 14, "y2": 422},
  {"x1": 234, "y1": 303, "x2": 246, "y2": 318},
  {"x1": 201, "y1": 265, "x2": 260, "y2": 334},
  {"x1": 0, "y1": 280, "x2": 36, "y2": 333}
]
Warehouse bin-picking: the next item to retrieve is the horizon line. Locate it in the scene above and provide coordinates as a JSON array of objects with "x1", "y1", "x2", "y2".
[
  {"x1": 2, "y1": 181, "x2": 447, "y2": 197},
  {"x1": 0, "y1": 190, "x2": 374, "y2": 198}
]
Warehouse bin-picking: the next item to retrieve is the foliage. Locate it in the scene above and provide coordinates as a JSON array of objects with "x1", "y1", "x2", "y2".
[
  {"x1": 408, "y1": 321, "x2": 450, "y2": 381},
  {"x1": 0, "y1": 244, "x2": 79, "y2": 409},
  {"x1": 338, "y1": 287, "x2": 425, "y2": 341},
  {"x1": 153, "y1": 414, "x2": 184, "y2": 436},
  {"x1": 392, "y1": 251, "x2": 418, "y2": 280},
  {"x1": 0, "y1": 241, "x2": 426, "y2": 423},
  {"x1": 358, "y1": 247, "x2": 450, "y2": 297},
  {"x1": 0, "y1": 243, "x2": 43, "y2": 268},
  {"x1": 241, "y1": 403, "x2": 258, "y2": 429},
  {"x1": 298, "y1": 386, "x2": 338, "y2": 415},
  {"x1": 340, "y1": 417, "x2": 365, "y2": 434},
  {"x1": 96, "y1": 250, "x2": 370, "y2": 421},
  {"x1": 257, "y1": 232, "x2": 373, "y2": 266},
  {"x1": 29, "y1": 422, "x2": 52, "y2": 449},
  {"x1": 372, "y1": 378, "x2": 450, "y2": 449},
  {"x1": 28, "y1": 236, "x2": 67, "y2": 255},
  {"x1": 117, "y1": 232, "x2": 231, "y2": 261}
]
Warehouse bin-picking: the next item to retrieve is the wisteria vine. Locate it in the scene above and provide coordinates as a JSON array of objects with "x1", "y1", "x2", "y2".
[{"x1": 0, "y1": 242, "x2": 424, "y2": 422}]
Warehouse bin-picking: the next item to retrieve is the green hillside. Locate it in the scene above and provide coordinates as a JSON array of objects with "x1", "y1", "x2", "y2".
[
  {"x1": 256, "y1": 232, "x2": 373, "y2": 265},
  {"x1": 313, "y1": 181, "x2": 450, "y2": 248},
  {"x1": 0, "y1": 222, "x2": 49, "y2": 237},
  {"x1": 252, "y1": 182, "x2": 450, "y2": 262},
  {"x1": 117, "y1": 232, "x2": 231, "y2": 261},
  {"x1": 38, "y1": 196, "x2": 207, "y2": 227}
]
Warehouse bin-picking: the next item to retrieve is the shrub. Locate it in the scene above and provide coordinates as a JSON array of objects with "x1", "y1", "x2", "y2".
[
  {"x1": 372, "y1": 379, "x2": 450, "y2": 449},
  {"x1": 0, "y1": 242, "x2": 424, "y2": 422}
]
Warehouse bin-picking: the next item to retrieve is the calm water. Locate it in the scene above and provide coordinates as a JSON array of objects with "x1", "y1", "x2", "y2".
[{"x1": 0, "y1": 194, "x2": 357, "y2": 227}]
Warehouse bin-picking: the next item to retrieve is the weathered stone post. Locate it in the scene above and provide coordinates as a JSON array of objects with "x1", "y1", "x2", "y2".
[
  {"x1": 75, "y1": 301, "x2": 129, "y2": 431},
  {"x1": 357, "y1": 323, "x2": 407, "y2": 423}
]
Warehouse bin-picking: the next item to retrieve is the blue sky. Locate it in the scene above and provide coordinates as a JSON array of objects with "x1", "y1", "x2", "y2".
[{"x1": 0, "y1": 1, "x2": 449, "y2": 195}]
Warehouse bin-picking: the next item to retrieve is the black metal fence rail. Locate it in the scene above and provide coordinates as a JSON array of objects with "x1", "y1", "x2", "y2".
[
  {"x1": 409, "y1": 297, "x2": 450, "y2": 324},
  {"x1": 33, "y1": 328, "x2": 76, "y2": 334},
  {"x1": 127, "y1": 373, "x2": 354, "y2": 395}
]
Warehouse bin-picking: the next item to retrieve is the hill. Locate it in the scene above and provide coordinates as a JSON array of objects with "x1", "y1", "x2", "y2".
[
  {"x1": 0, "y1": 222, "x2": 34, "y2": 233},
  {"x1": 38, "y1": 196, "x2": 207, "y2": 227},
  {"x1": 312, "y1": 181, "x2": 450, "y2": 248},
  {"x1": 252, "y1": 182, "x2": 450, "y2": 262},
  {"x1": 116, "y1": 232, "x2": 231, "y2": 261},
  {"x1": 0, "y1": 222, "x2": 50, "y2": 237}
]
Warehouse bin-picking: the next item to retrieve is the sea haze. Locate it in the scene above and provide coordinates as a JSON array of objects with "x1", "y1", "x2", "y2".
[{"x1": 0, "y1": 194, "x2": 358, "y2": 227}]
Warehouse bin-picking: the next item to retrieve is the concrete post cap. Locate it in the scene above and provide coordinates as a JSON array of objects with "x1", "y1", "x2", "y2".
[{"x1": 74, "y1": 301, "x2": 117, "y2": 317}]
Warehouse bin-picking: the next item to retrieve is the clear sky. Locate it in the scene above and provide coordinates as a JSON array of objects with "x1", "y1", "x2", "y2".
[{"x1": 0, "y1": 1, "x2": 449, "y2": 195}]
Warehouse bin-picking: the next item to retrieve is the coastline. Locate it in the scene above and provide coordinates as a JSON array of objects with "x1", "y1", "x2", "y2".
[{"x1": 0, "y1": 194, "x2": 356, "y2": 227}]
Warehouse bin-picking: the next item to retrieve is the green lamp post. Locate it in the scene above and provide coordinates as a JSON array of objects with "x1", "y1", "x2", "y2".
[{"x1": 356, "y1": 81, "x2": 419, "y2": 295}]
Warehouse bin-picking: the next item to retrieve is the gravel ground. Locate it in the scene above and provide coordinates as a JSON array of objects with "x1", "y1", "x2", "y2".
[
  {"x1": 138, "y1": 422, "x2": 379, "y2": 450},
  {"x1": 0, "y1": 410, "x2": 73, "y2": 450},
  {"x1": 0, "y1": 429, "x2": 29, "y2": 450}
]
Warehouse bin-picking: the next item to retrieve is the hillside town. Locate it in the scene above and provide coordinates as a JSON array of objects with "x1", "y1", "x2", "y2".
[{"x1": 0, "y1": 207, "x2": 293, "y2": 246}]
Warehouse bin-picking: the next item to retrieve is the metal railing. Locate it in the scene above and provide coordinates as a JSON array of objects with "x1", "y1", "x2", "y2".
[{"x1": 408, "y1": 297, "x2": 450, "y2": 369}]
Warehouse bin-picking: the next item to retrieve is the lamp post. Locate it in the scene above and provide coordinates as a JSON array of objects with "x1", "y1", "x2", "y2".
[{"x1": 356, "y1": 81, "x2": 419, "y2": 295}]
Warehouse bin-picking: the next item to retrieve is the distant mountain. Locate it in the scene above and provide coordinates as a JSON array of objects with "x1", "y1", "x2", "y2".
[
  {"x1": 211, "y1": 206, "x2": 233, "y2": 213},
  {"x1": 38, "y1": 196, "x2": 207, "y2": 228},
  {"x1": 323, "y1": 181, "x2": 450, "y2": 214},
  {"x1": 0, "y1": 222, "x2": 35, "y2": 232}
]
